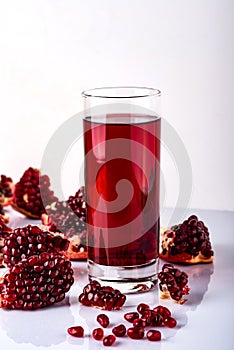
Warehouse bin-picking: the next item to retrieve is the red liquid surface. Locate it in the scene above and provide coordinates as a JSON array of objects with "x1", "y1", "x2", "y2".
[{"x1": 84, "y1": 114, "x2": 160, "y2": 266}]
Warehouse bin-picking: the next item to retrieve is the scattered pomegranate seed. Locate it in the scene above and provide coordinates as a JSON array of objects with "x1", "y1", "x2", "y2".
[
  {"x1": 124, "y1": 312, "x2": 139, "y2": 323},
  {"x1": 146, "y1": 330, "x2": 161, "y2": 341},
  {"x1": 103, "y1": 334, "x2": 116, "y2": 346},
  {"x1": 97, "y1": 314, "x2": 110, "y2": 328},
  {"x1": 133, "y1": 318, "x2": 146, "y2": 328},
  {"x1": 127, "y1": 327, "x2": 144, "y2": 339},
  {"x1": 112, "y1": 324, "x2": 126, "y2": 337},
  {"x1": 137, "y1": 302, "x2": 150, "y2": 314},
  {"x1": 153, "y1": 305, "x2": 171, "y2": 319},
  {"x1": 164, "y1": 316, "x2": 177, "y2": 328},
  {"x1": 67, "y1": 326, "x2": 84, "y2": 338},
  {"x1": 92, "y1": 328, "x2": 104, "y2": 340}
]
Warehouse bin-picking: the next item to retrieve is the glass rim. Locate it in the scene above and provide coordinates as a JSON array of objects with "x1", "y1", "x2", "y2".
[{"x1": 82, "y1": 86, "x2": 161, "y2": 99}]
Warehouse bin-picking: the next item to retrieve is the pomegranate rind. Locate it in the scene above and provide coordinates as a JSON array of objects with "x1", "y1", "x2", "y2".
[{"x1": 159, "y1": 227, "x2": 214, "y2": 264}]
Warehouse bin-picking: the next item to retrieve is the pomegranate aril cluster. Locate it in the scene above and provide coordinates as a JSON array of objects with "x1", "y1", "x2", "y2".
[
  {"x1": 158, "y1": 263, "x2": 190, "y2": 302},
  {"x1": 163, "y1": 215, "x2": 214, "y2": 259},
  {"x1": 12, "y1": 167, "x2": 57, "y2": 218},
  {"x1": 0, "y1": 252, "x2": 74, "y2": 310},
  {"x1": 2, "y1": 225, "x2": 69, "y2": 267},
  {"x1": 79, "y1": 281, "x2": 126, "y2": 310}
]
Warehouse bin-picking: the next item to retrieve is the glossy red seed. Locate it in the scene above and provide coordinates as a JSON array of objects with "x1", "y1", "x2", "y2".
[
  {"x1": 127, "y1": 327, "x2": 144, "y2": 339},
  {"x1": 92, "y1": 328, "x2": 104, "y2": 340},
  {"x1": 137, "y1": 303, "x2": 150, "y2": 314},
  {"x1": 67, "y1": 326, "x2": 84, "y2": 337},
  {"x1": 112, "y1": 324, "x2": 126, "y2": 337},
  {"x1": 124, "y1": 312, "x2": 139, "y2": 323},
  {"x1": 133, "y1": 318, "x2": 146, "y2": 328},
  {"x1": 97, "y1": 314, "x2": 109, "y2": 328},
  {"x1": 164, "y1": 316, "x2": 177, "y2": 328},
  {"x1": 146, "y1": 330, "x2": 161, "y2": 341},
  {"x1": 103, "y1": 334, "x2": 116, "y2": 346},
  {"x1": 153, "y1": 305, "x2": 171, "y2": 319}
]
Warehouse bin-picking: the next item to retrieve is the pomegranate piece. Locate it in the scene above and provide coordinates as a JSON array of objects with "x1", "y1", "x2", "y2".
[
  {"x1": 146, "y1": 330, "x2": 161, "y2": 341},
  {"x1": 112, "y1": 324, "x2": 126, "y2": 337},
  {"x1": 127, "y1": 327, "x2": 144, "y2": 340},
  {"x1": 0, "y1": 175, "x2": 14, "y2": 207},
  {"x1": 97, "y1": 314, "x2": 109, "y2": 328},
  {"x1": 2, "y1": 225, "x2": 69, "y2": 267},
  {"x1": 158, "y1": 263, "x2": 190, "y2": 302},
  {"x1": 164, "y1": 316, "x2": 177, "y2": 328},
  {"x1": 0, "y1": 252, "x2": 74, "y2": 310},
  {"x1": 92, "y1": 328, "x2": 104, "y2": 340},
  {"x1": 67, "y1": 326, "x2": 84, "y2": 337},
  {"x1": 137, "y1": 302, "x2": 150, "y2": 315},
  {"x1": 160, "y1": 215, "x2": 214, "y2": 264},
  {"x1": 78, "y1": 281, "x2": 126, "y2": 310},
  {"x1": 103, "y1": 334, "x2": 116, "y2": 346},
  {"x1": 12, "y1": 167, "x2": 57, "y2": 219},
  {"x1": 124, "y1": 312, "x2": 139, "y2": 323},
  {"x1": 41, "y1": 186, "x2": 87, "y2": 260}
]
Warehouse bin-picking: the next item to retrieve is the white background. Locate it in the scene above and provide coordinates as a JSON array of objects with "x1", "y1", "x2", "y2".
[{"x1": 0, "y1": 0, "x2": 233, "y2": 211}]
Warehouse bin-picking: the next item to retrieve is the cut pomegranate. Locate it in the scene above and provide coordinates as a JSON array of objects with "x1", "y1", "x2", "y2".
[
  {"x1": 78, "y1": 281, "x2": 126, "y2": 310},
  {"x1": 112, "y1": 324, "x2": 126, "y2": 337},
  {"x1": 146, "y1": 330, "x2": 161, "y2": 341},
  {"x1": 103, "y1": 334, "x2": 116, "y2": 346},
  {"x1": 0, "y1": 220, "x2": 12, "y2": 267},
  {"x1": 12, "y1": 167, "x2": 57, "y2": 219},
  {"x1": 158, "y1": 263, "x2": 190, "y2": 303},
  {"x1": 127, "y1": 327, "x2": 144, "y2": 339},
  {"x1": 41, "y1": 186, "x2": 87, "y2": 260},
  {"x1": 2, "y1": 225, "x2": 69, "y2": 268},
  {"x1": 124, "y1": 312, "x2": 139, "y2": 323},
  {"x1": 0, "y1": 252, "x2": 74, "y2": 309},
  {"x1": 160, "y1": 215, "x2": 214, "y2": 264},
  {"x1": 97, "y1": 314, "x2": 109, "y2": 328},
  {"x1": 67, "y1": 326, "x2": 84, "y2": 337},
  {"x1": 92, "y1": 328, "x2": 104, "y2": 340},
  {"x1": 0, "y1": 175, "x2": 14, "y2": 207}
]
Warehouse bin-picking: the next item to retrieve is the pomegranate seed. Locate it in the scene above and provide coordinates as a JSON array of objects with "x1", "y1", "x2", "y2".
[
  {"x1": 164, "y1": 316, "x2": 177, "y2": 328},
  {"x1": 146, "y1": 330, "x2": 161, "y2": 341},
  {"x1": 92, "y1": 328, "x2": 104, "y2": 340},
  {"x1": 97, "y1": 314, "x2": 109, "y2": 328},
  {"x1": 67, "y1": 326, "x2": 84, "y2": 337},
  {"x1": 137, "y1": 303, "x2": 150, "y2": 314},
  {"x1": 124, "y1": 312, "x2": 139, "y2": 323},
  {"x1": 112, "y1": 324, "x2": 126, "y2": 337},
  {"x1": 127, "y1": 327, "x2": 144, "y2": 339},
  {"x1": 103, "y1": 334, "x2": 116, "y2": 346},
  {"x1": 153, "y1": 305, "x2": 171, "y2": 319},
  {"x1": 133, "y1": 318, "x2": 146, "y2": 328}
]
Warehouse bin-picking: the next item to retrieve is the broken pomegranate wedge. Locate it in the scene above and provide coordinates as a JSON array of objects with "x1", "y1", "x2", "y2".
[
  {"x1": 42, "y1": 186, "x2": 87, "y2": 260},
  {"x1": 0, "y1": 175, "x2": 14, "y2": 207},
  {"x1": 11, "y1": 167, "x2": 57, "y2": 219},
  {"x1": 2, "y1": 225, "x2": 69, "y2": 268},
  {"x1": 0, "y1": 252, "x2": 74, "y2": 310},
  {"x1": 158, "y1": 263, "x2": 190, "y2": 303},
  {"x1": 159, "y1": 215, "x2": 214, "y2": 264}
]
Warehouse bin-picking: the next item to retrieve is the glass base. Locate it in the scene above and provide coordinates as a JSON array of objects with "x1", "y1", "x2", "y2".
[{"x1": 88, "y1": 258, "x2": 159, "y2": 294}]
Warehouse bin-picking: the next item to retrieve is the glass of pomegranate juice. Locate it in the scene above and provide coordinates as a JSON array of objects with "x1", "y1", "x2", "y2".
[{"x1": 82, "y1": 87, "x2": 161, "y2": 293}]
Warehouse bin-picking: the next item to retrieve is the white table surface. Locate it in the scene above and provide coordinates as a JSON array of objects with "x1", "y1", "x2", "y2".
[{"x1": 0, "y1": 207, "x2": 233, "y2": 350}]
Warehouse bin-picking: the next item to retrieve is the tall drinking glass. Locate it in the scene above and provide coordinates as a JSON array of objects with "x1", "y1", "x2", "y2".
[{"x1": 82, "y1": 87, "x2": 161, "y2": 293}]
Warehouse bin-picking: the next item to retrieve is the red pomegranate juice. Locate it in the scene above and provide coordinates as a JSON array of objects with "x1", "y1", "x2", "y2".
[{"x1": 83, "y1": 114, "x2": 160, "y2": 267}]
